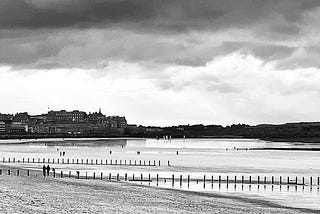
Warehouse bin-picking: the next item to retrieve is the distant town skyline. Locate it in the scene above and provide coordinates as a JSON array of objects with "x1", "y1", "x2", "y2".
[{"x1": 1, "y1": 1, "x2": 320, "y2": 126}]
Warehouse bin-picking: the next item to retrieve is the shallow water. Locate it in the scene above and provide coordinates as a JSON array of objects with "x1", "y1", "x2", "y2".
[{"x1": 0, "y1": 138, "x2": 319, "y2": 210}]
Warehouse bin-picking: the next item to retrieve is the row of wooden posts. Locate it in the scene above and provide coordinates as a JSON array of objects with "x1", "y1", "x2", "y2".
[
  {"x1": 0, "y1": 157, "x2": 170, "y2": 167},
  {"x1": 0, "y1": 168, "x2": 319, "y2": 187}
]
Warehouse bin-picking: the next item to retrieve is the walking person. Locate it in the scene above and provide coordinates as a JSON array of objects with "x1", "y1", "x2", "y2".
[
  {"x1": 42, "y1": 165, "x2": 46, "y2": 177},
  {"x1": 47, "y1": 165, "x2": 51, "y2": 176}
]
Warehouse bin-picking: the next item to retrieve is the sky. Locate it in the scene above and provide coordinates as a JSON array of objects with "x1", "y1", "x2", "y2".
[{"x1": 1, "y1": 0, "x2": 320, "y2": 126}]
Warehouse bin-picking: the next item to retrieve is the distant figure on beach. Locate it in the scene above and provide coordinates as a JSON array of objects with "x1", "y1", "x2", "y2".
[
  {"x1": 47, "y1": 165, "x2": 50, "y2": 176},
  {"x1": 176, "y1": 151, "x2": 179, "y2": 155},
  {"x1": 52, "y1": 168, "x2": 55, "y2": 176},
  {"x1": 137, "y1": 151, "x2": 140, "y2": 155},
  {"x1": 60, "y1": 152, "x2": 62, "y2": 156},
  {"x1": 57, "y1": 148, "x2": 59, "y2": 151},
  {"x1": 63, "y1": 151, "x2": 66, "y2": 156},
  {"x1": 109, "y1": 150, "x2": 112, "y2": 154},
  {"x1": 42, "y1": 165, "x2": 46, "y2": 177}
]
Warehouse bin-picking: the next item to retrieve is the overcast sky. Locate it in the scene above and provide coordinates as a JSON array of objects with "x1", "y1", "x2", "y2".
[{"x1": 1, "y1": 0, "x2": 320, "y2": 126}]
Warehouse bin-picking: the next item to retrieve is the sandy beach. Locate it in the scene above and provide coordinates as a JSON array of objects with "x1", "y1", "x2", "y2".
[{"x1": 0, "y1": 166, "x2": 317, "y2": 214}]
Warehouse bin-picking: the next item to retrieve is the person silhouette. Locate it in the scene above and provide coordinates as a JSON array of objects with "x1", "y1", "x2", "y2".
[
  {"x1": 42, "y1": 165, "x2": 46, "y2": 177},
  {"x1": 47, "y1": 165, "x2": 51, "y2": 176}
]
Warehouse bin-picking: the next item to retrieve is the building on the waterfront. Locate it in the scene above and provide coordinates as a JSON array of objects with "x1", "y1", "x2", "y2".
[
  {"x1": 0, "y1": 109, "x2": 129, "y2": 135},
  {"x1": 47, "y1": 110, "x2": 87, "y2": 123},
  {"x1": 107, "y1": 116, "x2": 127, "y2": 128},
  {"x1": 0, "y1": 113, "x2": 13, "y2": 121},
  {"x1": 9, "y1": 122, "x2": 28, "y2": 133},
  {"x1": 13, "y1": 112, "x2": 30, "y2": 124},
  {"x1": 0, "y1": 121, "x2": 5, "y2": 133}
]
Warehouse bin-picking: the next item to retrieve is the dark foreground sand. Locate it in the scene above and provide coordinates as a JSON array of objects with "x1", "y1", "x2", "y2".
[{"x1": 0, "y1": 173, "x2": 318, "y2": 214}]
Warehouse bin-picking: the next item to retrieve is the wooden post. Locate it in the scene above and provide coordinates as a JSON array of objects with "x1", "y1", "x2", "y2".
[
  {"x1": 77, "y1": 159, "x2": 79, "y2": 164},
  {"x1": 159, "y1": 160, "x2": 161, "y2": 166},
  {"x1": 219, "y1": 175, "x2": 221, "y2": 183},
  {"x1": 157, "y1": 174, "x2": 159, "y2": 184},
  {"x1": 133, "y1": 174, "x2": 135, "y2": 181},
  {"x1": 101, "y1": 159, "x2": 103, "y2": 165},
  {"x1": 8, "y1": 169, "x2": 10, "y2": 175},
  {"x1": 172, "y1": 174, "x2": 174, "y2": 186},
  {"x1": 77, "y1": 171, "x2": 80, "y2": 179},
  {"x1": 86, "y1": 172, "x2": 88, "y2": 179},
  {"x1": 93, "y1": 172, "x2": 96, "y2": 179},
  {"x1": 69, "y1": 171, "x2": 71, "y2": 178},
  {"x1": 111, "y1": 160, "x2": 113, "y2": 165},
  {"x1": 125, "y1": 160, "x2": 126, "y2": 165},
  {"x1": 106, "y1": 159, "x2": 107, "y2": 165},
  {"x1": 188, "y1": 175, "x2": 190, "y2": 186},
  {"x1": 235, "y1": 176, "x2": 237, "y2": 184},
  {"x1": 249, "y1": 176, "x2": 252, "y2": 184},
  {"x1": 310, "y1": 177, "x2": 313, "y2": 186},
  {"x1": 13, "y1": 158, "x2": 15, "y2": 163},
  {"x1": 227, "y1": 176, "x2": 229, "y2": 184},
  {"x1": 130, "y1": 160, "x2": 132, "y2": 165},
  {"x1": 86, "y1": 159, "x2": 88, "y2": 164},
  {"x1": 8, "y1": 158, "x2": 10, "y2": 163},
  {"x1": 120, "y1": 160, "x2": 122, "y2": 165},
  {"x1": 242, "y1": 176, "x2": 244, "y2": 183},
  {"x1": 141, "y1": 173, "x2": 143, "y2": 181},
  {"x1": 211, "y1": 175, "x2": 214, "y2": 184},
  {"x1": 280, "y1": 176, "x2": 282, "y2": 185},
  {"x1": 149, "y1": 160, "x2": 150, "y2": 166},
  {"x1": 272, "y1": 176, "x2": 274, "y2": 184},
  {"x1": 258, "y1": 176, "x2": 260, "y2": 184},
  {"x1": 109, "y1": 173, "x2": 112, "y2": 181},
  {"x1": 28, "y1": 158, "x2": 29, "y2": 163},
  {"x1": 139, "y1": 160, "x2": 141, "y2": 166},
  {"x1": 23, "y1": 158, "x2": 24, "y2": 163},
  {"x1": 67, "y1": 159, "x2": 69, "y2": 164},
  {"x1": 27, "y1": 170, "x2": 29, "y2": 176},
  {"x1": 318, "y1": 177, "x2": 319, "y2": 186},
  {"x1": 33, "y1": 158, "x2": 35, "y2": 163},
  {"x1": 53, "y1": 170, "x2": 55, "y2": 177},
  {"x1": 203, "y1": 175, "x2": 206, "y2": 188},
  {"x1": 101, "y1": 172, "x2": 103, "y2": 180},
  {"x1": 154, "y1": 160, "x2": 156, "y2": 166},
  {"x1": 180, "y1": 175, "x2": 182, "y2": 186},
  {"x1": 125, "y1": 173, "x2": 127, "y2": 181},
  {"x1": 95, "y1": 159, "x2": 97, "y2": 165},
  {"x1": 117, "y1": 173, "x2": 119, "y2": 181},
  {"x1": 264, "y1": 176, "x2": 266, "y2": 184},
  {"x1": 168, "y1": 161, "x2": 170, "y2": 166},
  {"x1": 58, "y1": 159, "x2": 59, "y2": 164},
  {"x1": 143, "y1": 160, "x2": 145, "y2": 166},
  {"x1": 81, "y1": 159, "x2": 83, "y2": 164},
  {"x1": 295, "y1": 177, "x2": 298, "y2": 184},
  {"x1": 149, "y1": 174, "x2": 151, "y2": 181},
  {"x1": 48, "y1": 158, "x2": 50, "y2": 164},
  {"x1": 61, "y1": 171, "x2": 63, "y2": 178},
  {"x1": 302, "y1": 177, "x2": 305, "y2": 185},
  {"x1": 72, "y1": 159, "x2": 74, "y2": 164},
  {"x1": 17, "y1": 170, "x2": 19, "y2": 176},
  {"x1": 287, "y1": 176, "x2": 289, "y2": 184}
]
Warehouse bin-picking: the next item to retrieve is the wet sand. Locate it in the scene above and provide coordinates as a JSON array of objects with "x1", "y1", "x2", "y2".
[{"x1": 0, "y1": 169, "x2": 317, "y2": 214}]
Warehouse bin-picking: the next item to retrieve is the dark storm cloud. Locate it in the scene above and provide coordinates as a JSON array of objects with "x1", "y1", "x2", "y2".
[
  {"x1": 1, "y1": 0, "x2": 320, "y2": 69},
  {"x1": 0, "y1": 0, "x2": 319, "y2": 30}
]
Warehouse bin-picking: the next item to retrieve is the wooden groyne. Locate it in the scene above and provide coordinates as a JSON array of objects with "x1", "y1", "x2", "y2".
[
  {"x1": 0, "y1": 167, "x2": 319, "y2": 189},
  {"x1": 0, "y1": 157, "x2": 171, "y2": 167}
]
